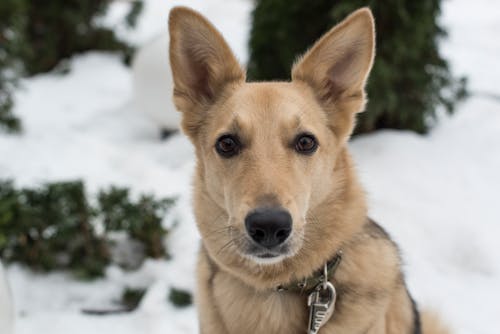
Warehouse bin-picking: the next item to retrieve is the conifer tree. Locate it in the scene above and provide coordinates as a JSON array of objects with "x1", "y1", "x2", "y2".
[
  {"x1": 248, "y1": 0, "x2": 467, "y2": 134},
  {"x1": 0, "y1": 0, "x2": 142, "y2": 132}
]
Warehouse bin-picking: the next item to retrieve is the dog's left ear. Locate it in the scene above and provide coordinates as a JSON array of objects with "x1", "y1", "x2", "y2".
[{"x1": 292, "y1": 8, "x2": 375, "y2": 141}]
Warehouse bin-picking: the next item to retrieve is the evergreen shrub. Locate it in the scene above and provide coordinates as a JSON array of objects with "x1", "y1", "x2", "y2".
[
  {"x1": 248, "y1": 0, "x2": 467, "y2": 134},
  {"x1": 120, "y1": 287, "x2": 147, "y2": 310},
  {"x1": 0, "y1": 0, "x2": 25, "y2": 133},
  {"x1": 168, "y1": 287, "x2": 193, "y2": 308},
  {"x1": 0, "y1": 180, "x2": 175, "y2": 279},
  {"x1": 18, "y1": 0, "x2": 142, "y2": 75},
  {"x1": 98, "y1": 186, "x2": 175, "y2": 259},
  {"x1": 0, "y1": 0, "x2": 143, "y2": 132}
]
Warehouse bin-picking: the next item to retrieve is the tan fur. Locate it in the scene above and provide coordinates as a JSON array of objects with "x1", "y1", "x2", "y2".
[
  {"x1": 169, "y1": 6, "x2": 449, "y2": 334},
  {"x1": 421, "y1": 312, "x2": 451, "y2": 334}
]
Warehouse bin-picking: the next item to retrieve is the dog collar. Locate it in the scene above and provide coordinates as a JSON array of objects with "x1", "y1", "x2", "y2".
[{"x1": 275, "y1": 250, "x2": 343, "y2": 294}]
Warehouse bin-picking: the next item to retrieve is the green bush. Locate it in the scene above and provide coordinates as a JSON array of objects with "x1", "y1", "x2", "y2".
[
  {"x1": 0, "y1": 0, "x2": 143, "y2": 132},
  {"x1": 168, "y1": 287, "x2": 193, "y2": 308},
  {"x1": 98, "y1": 186, "x2": 175, "y2": 259},
  {"x1": 248, "y1": 0, "x2": 467, "y2": 134},
  {"x1": 117, "y1": 286, "x2": 192, "y2": 312},
  {"x1": 0, "y1": 180, "x2": 109, "y2": 278},
  {"x1": 0, "y1": 0, "x2": 25, "y2": 133},
  {"x1": 16, "y1": 0, "x2": 141, "y2": 75},
  {"x1": 0, "y1": 180, "x2": 175, "y2": 279},
  {"x1": 0, "y1": 95, "x2": 21, "y2": 134},
  {"x1": 120, "y1": 287, "x2": 147, "y2": 310}
]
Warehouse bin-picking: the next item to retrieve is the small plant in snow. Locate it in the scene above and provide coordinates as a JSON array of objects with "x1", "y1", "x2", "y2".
[
  {"x1": 168, "y1": 287, "x2": 193, "y2": 308},
  {"x1": 0, "y1": 180, "x2": 176, "y2": 279},
  {"x1": 98, "y1": 186, "x2": 175, "y2": 260}
]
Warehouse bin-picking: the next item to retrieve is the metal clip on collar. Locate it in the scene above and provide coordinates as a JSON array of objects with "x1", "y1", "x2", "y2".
[{"x1": 307, "y1": 263, "x2": 337, "y2": 334}]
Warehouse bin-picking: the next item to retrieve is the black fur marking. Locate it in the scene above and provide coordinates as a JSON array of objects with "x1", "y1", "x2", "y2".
[
  {"x1": 365, "y1": 218, "x2": 403, "y2": 266},
  {"x1": 367, "y1": 220, "x2": 421, "y2": 333},
  {"x1": 409, "y1": 291, "x2": 422, "y2": 334},
  {"x1": 365, "y1": 218, "x2": 392, "y2": 241}
]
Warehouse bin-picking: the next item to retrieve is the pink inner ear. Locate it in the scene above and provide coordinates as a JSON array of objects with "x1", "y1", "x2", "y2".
[
  {"x1": 187, "y1": 52, "x2": 212, "y2": 100},
  {"x1": 325, "y1": 46, "x2": 363, "y2": 99},
  {"x1": 179, "y1": 39, "x2": 215, "y2": 101}
]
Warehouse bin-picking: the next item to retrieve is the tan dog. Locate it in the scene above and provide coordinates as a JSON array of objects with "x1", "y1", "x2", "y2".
[{"x1": 169, "y1": 6, "x2": 448, "y2": 334}]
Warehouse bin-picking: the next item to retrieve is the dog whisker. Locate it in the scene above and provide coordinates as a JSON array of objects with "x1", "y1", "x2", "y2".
[
  {"x1": 204, "y1": 214, "x2": 234, "y2": 240},
  {"x1": 206, "y1": 225, "x2": 232, "y2": 237},
  {"x1": 216, "y1": 240, "x2": 235, "y2": 257},
  {"x1": 217, "y1": 233, "x2": 248, "y2": 257}
]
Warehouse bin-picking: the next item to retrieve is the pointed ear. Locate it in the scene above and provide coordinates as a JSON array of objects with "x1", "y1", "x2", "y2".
[
  {"x1": 292, "y1": 8, "x2": 375, "y2": 140},
  {"x1": 168, "y1": 7, "x2": 245, "y2": 136}
]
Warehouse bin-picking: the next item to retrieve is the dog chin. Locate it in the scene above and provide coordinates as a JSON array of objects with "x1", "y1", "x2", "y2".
[{"x1": 245, "y1": 253, "x2": 290, "y2": 265}]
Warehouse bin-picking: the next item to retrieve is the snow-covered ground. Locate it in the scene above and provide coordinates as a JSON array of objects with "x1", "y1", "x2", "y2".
[{"x1": 1, "y1": 0, "x2": 499, "y2": 333}]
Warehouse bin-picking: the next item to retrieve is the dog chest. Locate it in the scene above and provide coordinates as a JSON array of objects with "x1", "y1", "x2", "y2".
[{"x1": 212, "y1": 271, "x2": 309, "y2": 333}]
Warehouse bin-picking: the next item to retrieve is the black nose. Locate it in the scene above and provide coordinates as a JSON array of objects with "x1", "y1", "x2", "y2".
[{"x1": 244, "y1": 208, "x2": 292, "y2": 249}]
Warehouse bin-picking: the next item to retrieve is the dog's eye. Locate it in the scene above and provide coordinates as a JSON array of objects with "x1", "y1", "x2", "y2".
[
  {"x1": 215, "y1": 135, "x2": 241, "y2": 158},
  {"x1": 294, "y1": 134, "x2": 318, "y2": 154}
]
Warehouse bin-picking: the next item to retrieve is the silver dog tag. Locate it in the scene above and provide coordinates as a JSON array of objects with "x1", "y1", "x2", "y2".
[{"x1": 307, "y1": 281, "x2": 336, "y2": 334}]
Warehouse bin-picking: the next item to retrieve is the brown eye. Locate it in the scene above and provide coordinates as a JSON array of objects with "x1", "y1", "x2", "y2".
[
  {"x1": 295, "y1": 133, "x2": 318, "y2": 154},
  {"x1": 215, "y1": 135, "x2": 241, "y2": 158}
]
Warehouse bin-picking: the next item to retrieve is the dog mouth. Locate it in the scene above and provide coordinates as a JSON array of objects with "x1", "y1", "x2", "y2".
[
  {"x1": 241, "y1": 240, "x2": 295, "y2": 265},
  {"x1": 245, "y1": 251, "x2": 290, "y2": 265},
  {"x1": 224, "y1": 211, "x2": 304, "y2": 265},
  {"x1": 258, "y1": 252, "x2": 280, "y2": 258}
]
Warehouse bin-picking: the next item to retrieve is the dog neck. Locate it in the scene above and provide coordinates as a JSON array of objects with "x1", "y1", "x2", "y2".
[{"x1": 195, "y1": 147, "x2": 367, "y2": 291}]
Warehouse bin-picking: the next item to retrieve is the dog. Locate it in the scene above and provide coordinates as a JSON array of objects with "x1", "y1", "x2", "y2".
[{"x1": 169, "y1": 6, "x2": 449, "y2": 334}]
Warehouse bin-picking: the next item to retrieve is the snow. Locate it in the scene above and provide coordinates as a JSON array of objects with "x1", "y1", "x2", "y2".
[
  {"x1": 1, "y1": 0, "x2": 499, "y2": 333},
  {"x1": 0, "y1": 262, "x2": 14, "y2": 334},
  {"x1": 131, "y1": 33, "x2": 181, "y2": 130},
  {"x1": 351, "y1": 95, "x2": 500, "y2": 333}
]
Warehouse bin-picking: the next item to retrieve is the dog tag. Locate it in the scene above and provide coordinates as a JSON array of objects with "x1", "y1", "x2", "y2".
[{"x1": 307, "y1": 281, "x2": 336, "y2": 334}]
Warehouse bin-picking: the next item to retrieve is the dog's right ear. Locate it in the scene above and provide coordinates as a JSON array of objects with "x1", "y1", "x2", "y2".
[{"x1": 169, "y1": 7, "x2": 245, "y2": 137}]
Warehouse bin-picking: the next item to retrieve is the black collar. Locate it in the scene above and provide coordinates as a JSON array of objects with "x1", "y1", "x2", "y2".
[{"x1": 275, "y1": 251, "x2": 343, "y2": 294}]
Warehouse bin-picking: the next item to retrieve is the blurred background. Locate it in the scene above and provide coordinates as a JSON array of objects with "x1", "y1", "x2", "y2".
[{"x1": 0, "y1": 0, "x2": 499, "y2": 333}]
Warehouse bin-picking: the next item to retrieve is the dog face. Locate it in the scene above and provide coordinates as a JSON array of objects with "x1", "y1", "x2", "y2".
[
  {"x1": 169, "y1": 7, "x2": 374, "y2": 266},
  {"x1": 192, "y1": 82, "x2": 341, "y2": 264}
]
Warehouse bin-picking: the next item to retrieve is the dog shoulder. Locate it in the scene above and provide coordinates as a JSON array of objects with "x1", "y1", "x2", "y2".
[
  {"x1": 328, "y1": 219, "x2": 415, "y2": 332},
  {"x1": 336, "y1": 218, "x2": 405, "y2": 303}
]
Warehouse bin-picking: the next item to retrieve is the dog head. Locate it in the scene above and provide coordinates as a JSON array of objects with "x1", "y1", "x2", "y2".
[{"x1": 169, "y1": 7, "x2": 374, "y2": 269}]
